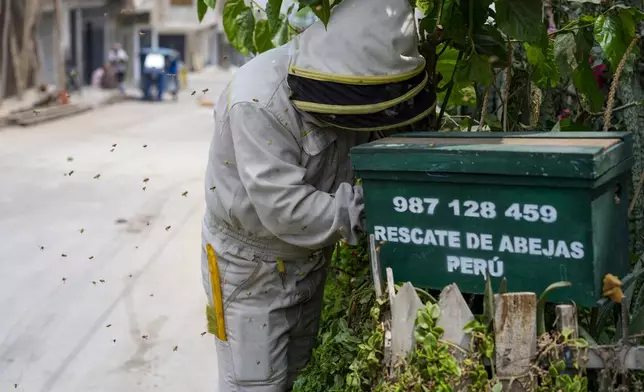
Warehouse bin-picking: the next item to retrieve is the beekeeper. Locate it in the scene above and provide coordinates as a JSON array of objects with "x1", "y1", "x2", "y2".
[{"x1": 201, "y1": 0, "x2": 436, "y2": 390}]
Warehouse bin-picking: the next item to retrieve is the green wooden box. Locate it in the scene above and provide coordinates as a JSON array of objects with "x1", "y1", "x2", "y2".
[{"x1": 350, "y1": 132, "x2": 633, "y2": 306}]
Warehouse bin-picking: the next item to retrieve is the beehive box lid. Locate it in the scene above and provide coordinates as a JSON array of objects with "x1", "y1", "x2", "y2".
[{"x1": 351, "y1": 132, "x2": 632, "y2": 179}]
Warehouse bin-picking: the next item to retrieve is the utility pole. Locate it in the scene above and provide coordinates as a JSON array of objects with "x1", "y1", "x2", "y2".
[
  {"x1": 0, "y1": 0, "x2": 11, "y2": 105},
  {"x1": 150, "y1": 0, "x2": 160, "y2": 50},
  {"x1": 52, "y1": 0, "x2": 66, "y2": 92}
]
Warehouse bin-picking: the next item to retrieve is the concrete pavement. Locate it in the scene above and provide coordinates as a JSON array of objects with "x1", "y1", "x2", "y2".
[{"x1": 0, "y1": 69, "x2": 232, "y2": 391}]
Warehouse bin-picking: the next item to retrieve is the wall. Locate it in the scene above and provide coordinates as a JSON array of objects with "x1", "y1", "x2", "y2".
[
  {"x1": 163, "y1": 0, "x2": 216, "y2": 29},
  {"x1": 38, "y1": 13, "x2": 57, "y2": 85}
]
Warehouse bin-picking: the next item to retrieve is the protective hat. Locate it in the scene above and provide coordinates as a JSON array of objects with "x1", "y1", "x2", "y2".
[{"x1": 287, "y1": 0, "x2": 436, "y2": 132}]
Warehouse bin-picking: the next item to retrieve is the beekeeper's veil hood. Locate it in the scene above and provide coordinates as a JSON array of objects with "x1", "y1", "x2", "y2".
[{"x1": 287, "y1": 0, "x2": 436, "y2": 132}]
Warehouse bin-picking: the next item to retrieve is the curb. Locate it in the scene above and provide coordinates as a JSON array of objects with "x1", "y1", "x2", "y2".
[{"x1": 0, "y1": 92, "x2": 135, "y2": 130}]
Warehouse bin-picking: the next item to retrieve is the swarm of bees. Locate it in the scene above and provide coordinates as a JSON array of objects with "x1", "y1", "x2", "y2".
[{"x1": 38, "y1": 48, "x2": 224, "y2": 356}]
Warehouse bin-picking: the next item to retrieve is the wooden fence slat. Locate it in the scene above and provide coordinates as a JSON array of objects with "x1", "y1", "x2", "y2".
[
  {"x1": 437, "y1": 283, "x2": 474, "y2": 356},
  {"x1": 369, "y1": 234, "x2": 383, "y2": 298},
  {"x1": 583, "y1": 346, "x2": 644, "y2": 370},
  {"x1": 494, "y1": 293, "x2": 537, "y2": 392},
  {"x1": 555, "y1": 304, "x2": 578, "y2": 339}
]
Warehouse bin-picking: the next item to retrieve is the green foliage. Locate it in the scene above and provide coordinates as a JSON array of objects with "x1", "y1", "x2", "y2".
[
  {"x1": 454, "y1": 53, "x2": 493, "y2": 87},
  {"x1": 292, "y1": 239, "x2": 376, "y2": 392},
  {"x1": 199, "y1": 0, "x2": 643, "y2": 130},
  {"x1": 292, "y1": 239, "x2": 592, "y2": 391},
  {"x1": 494, "y1": 0, "x2": 544, "y2": 43},
  {"x1": 223, "y1": 0, "x2": 256, "y2": 56},
  {"x1": 580, "y1": 255, "x2": 644, "y2": 345},
  {"x1": 593, "y1": 7, "x2": 643, "y2": 72},
  {"x1": 537, "y1": 281, "x2": 572, "y2": 336},
  {"x1": 197, "y1": 0, "x2": 644, "y2": 129},
  {"x1": 525, "y1": 38, "x2": 559, "y2": 89},
  {"x1": 535, "y1": 328, "x2": 589, "y2": 392},
  {"x1": 197, "y1": 0, "x2": 209, "y2": 22}
]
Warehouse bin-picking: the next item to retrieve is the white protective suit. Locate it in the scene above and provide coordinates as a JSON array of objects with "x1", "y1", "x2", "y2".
[{"x1": 201, "y1": 0, "x2": 436, "y2": 390}]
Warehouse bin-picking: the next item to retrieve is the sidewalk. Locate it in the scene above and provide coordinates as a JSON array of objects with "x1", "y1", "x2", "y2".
[
  {"x1": 0, "y1": 65, "x2": 234, "y2": 126},
  {"x1": 0, "y1": 87, "x2": 137, "y2": 119}
]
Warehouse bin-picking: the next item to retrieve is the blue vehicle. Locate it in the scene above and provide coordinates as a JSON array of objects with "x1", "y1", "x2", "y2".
[{"x1": 139, "y1": 47, "x2": 180, "y2": 101}]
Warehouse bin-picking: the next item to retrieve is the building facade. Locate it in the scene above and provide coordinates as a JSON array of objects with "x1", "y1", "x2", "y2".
[{"x1": 37, "y1": 0, "x2": 219, "y2": 87}]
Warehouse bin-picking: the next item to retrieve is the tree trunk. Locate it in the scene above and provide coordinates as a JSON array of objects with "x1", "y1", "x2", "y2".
[
  {"x1": 10, "y1": 0, "x2": 41, "y2": 98},
  {"x1": 53, "y1": 0, "x2": 65, "y2": 91},
  {"x1": 617, "y1": 71, "x2": 644, "y2": 256},
  {"x1": 0, "y1": 0, "x2": 11, "y2": 105},
  {"x1": 9, "y1": 28, "x2": 23, "y2": 98}
]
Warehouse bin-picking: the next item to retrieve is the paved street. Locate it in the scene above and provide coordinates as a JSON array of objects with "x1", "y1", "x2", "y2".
[{"x1": 0, "y1": 70, "x2": 231, "y2": 392}]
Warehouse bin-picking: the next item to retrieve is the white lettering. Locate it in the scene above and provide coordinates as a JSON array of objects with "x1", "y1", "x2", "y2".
[
  {"x1": 445, "y1": 255, "x2": 505, "y2": 279},
  {"x1": 447, "y1": 256, "x2": 460, "y2": 272},
  {"x1": 542, "y1": 240, "x2": 555, "y2": 256},
  {"x1": 448, "y1": 231, "x2": 461, "y2": 248},
  {"x1": 480, "y1": 234, "x2": 493, "y2": 251},
  {"x1": 514, "y1": 237, "x2": 528, "y2": 254},
  {"x1": 489, "y1": 257, "x2": 504, "y2": 277},
  {"x1": 387, "y1": 226, "x2": 398, "y2": 242},
  {"x1": 473, "y1": 258, "x2": 487, "y2": 276},
  {"x1": 461, "y1": 257, "x2": 474, "y2": 274},
  {"x1": 435, "y1": 230, "x2": 448, "y2": 247},
  {"x1": 424, "y1": 230, "x2": 437, "y2": 246},
  {"x1": 466, "y1": 233, "x2": 480, "y2": 249},
  {"x1": 528, "y1": 237, "x2": 542, "y2": 255},
  {"x1": 398, "y1": 227, "x2": 411, "y2": 244},
  {"x1": 503, "y1": 203, "x2": 558, "y2": 223},
  {"x1": 375, "y1": 226, "x2": 584, "y2": 262},
  {"x1": 374, "y1": 226, "x2": 386, "y2": 242},
  {"x1": 570, "y1": 241, "x2": 584, "y2": 259},
  {"x1": 555, "y1": 240, "x2": 571, "y2": 259},
  {"x1": 411, "y1": 228, "x2": 424, "y2": 245},
  {"x1": 499, "y1": 235, "x2": 514, "y2": 253}
]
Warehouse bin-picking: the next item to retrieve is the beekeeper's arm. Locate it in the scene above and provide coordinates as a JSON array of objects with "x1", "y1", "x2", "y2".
[{"x1": 230, "y1": 102, "x2": 365, "y2": 249}]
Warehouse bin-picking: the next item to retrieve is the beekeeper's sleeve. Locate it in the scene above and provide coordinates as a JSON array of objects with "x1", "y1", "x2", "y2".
[{"x1": 229, "y1": 102, "x2": 365, "y2": 249}]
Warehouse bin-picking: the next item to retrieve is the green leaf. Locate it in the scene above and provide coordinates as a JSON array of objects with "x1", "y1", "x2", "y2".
[
  {"x1": 415, "y1": 0, "x2": 434, "y2": 14},
  {"x1": 197, "y1": 0, "x2": 209, "y2": 22},
  {"x1": 494, "y1": 0, "x2": 544, "y2": 43},
  {"x1": 440, "y1": 0, "x2": 467, "y2": 45},
  {"x1": 539, "y1": 281, "x2": 572, "y2": 302},
  {"x1": 594, "y1": 13, "x2": 631, "y2": 72},
  {"x1": 472, "y1": 25, "x2": 509, "y2": 68},
  {"x1": 436, "y1": 46, "x2": 460, "y2": 81},
  {"x1": 537, "y1": 281, "x2": 572, "y2": 336},
  {"x1": 223, "y1": 0, "x2": 256, "y2": 56},
  {"x1": 572, "y1": 60, "x2": 604, "y2": 112},
  {"x1": 455, "y1": 52, "x2": 493, "y2": 87},
  {"x1": 311, "y1": 0, "x2": 331, "y2": 27},
  {"x1": 271, "y1": 4, "x2": 295, "y2": 47},
  {"x1": 439, "y1": 84, "x2": 476, "y2": 107},
  {"x1": 578, "y1": 325, "x2": 598, "y2": 346},
  {"x1": 266, "y1": 0, "x2": 284, "y2": 31},
  {"x1": 525, "y1": 39, "x2": 559, "y2": 88},
  {"x1": 204, "y1": 0, "x2": 216, "y2": 7},
  {"x1": 483, "y1": 271, "x2": 495, "y2": 327},
  {"x1": 461, "y1": 0, "x2": 494, "y2": 29},
  {"x1": 579, "y1": 15, "x2": 597, "y2": 24},
  {"x1": 254, "y1": 19, "x2": 275, "y2": 54},
  {"x1": 554, "y1": 33, "x2": 576, "y2": 79},
  {"x1": 498, "y1": 278, "x2": 507, "y2": 294}
]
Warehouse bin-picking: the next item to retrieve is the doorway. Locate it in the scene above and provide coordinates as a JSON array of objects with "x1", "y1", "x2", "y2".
[{"x1": 82, "y1": 21, "x2": 105, "y2": 84}]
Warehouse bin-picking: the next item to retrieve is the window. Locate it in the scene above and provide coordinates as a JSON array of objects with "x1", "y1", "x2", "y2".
[
  {"x1": 170, "y1": 0, "x2": 192, "y2": 5},
  {"x1": 144, "y1": 53, "x2": 166, "y2": 70}
]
